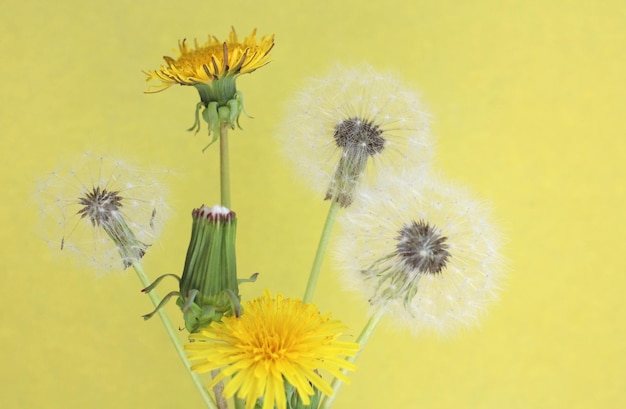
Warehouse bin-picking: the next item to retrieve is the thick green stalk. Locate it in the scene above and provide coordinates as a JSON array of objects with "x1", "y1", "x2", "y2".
[
  {"x1": 220, "y1": 123, "x2": 231, "y2": 208},
  {"x1": 132, "y1": 261, "x2": 218, "y2": 409},
  {"x1": 319, "y1": 306, "x2": 386, "y2": 409},
  {"x1": 303, "y1": 200, "x2": 341, "y2": 303}
]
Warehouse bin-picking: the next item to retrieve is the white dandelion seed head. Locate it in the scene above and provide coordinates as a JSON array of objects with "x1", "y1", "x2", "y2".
[
  {"x1": 36, "y1": 151, "x2": 171, "y2": 274},
  {"x1": 277, "y1": 64, "x2": 433, "y2": 205},
  {"x1": 335, "y1": 168, "x2": 505, "y2": 336}
]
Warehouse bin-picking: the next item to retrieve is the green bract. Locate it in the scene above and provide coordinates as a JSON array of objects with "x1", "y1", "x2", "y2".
[
  {"x1": 188, "y1": 78, "x2": 247, "y2": 151},
  {"x1": 142, "y1": 204, "x2": 256, "y2": 333},
  {"x1": 177, "y1": 205, "x2": 239, "y2": 332}
]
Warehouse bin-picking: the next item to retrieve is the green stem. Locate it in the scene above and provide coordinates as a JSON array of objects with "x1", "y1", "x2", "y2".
[
  {"x1": 303, "y1": 200, "x2": 341, "y2": 303},
  {"x1": 220, "y1": 122, "x2": 231, "y2": 208},
  {"x1": 132, "y1": 261, "x2": 218, "y2": 409},
  {"x1": 319, "y1": 306, "x2": 386, "y2": 409}
]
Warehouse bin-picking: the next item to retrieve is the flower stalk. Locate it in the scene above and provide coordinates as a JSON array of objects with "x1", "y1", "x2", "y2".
[
  {"x1": 132, "y1": 260, "x2": 218, "y2": 409},
  {"x1": 303, "y1": 199, "x2": 341, "y2": 303},
  {"x1": 219, "y1": 122, "x2": 231, "y2": 208},
  {"x1": 319, "y1": 306, "x2": 385, "y2": 409}
]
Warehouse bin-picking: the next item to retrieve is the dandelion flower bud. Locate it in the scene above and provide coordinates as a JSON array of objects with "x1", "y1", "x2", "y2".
[
  {"x1": 336, "y1": 169, "x2": 505, "y2": 335},
  {"x1": 278, "y1": 64, "x2": 432, "y2": 207},
  {"x1": 177, "y1": 205, "x2": 242, "y2": 333},
  {"x1": 144, "y1": 27, "x2": 275, "y2": 147},
  {"x1": 37, "y1": 152, "x2": 169, "y2": 273},
  {"x1": 141, "y1": 204, "x2": 258, "y2": 330}
]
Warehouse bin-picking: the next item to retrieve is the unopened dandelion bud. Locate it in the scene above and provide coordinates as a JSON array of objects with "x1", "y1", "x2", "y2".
[{"x1": 177, "y1": 204, "x2": 241, "y2": 333}]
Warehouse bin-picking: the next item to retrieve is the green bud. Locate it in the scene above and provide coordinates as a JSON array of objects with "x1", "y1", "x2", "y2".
[{"x1": 177, "y1": 205, "x2": 240, "y2": 333}]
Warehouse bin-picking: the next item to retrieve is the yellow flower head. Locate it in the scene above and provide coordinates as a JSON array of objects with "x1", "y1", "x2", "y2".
[
  {"x1": 144, "y1": 28, "x2": 274, "y2": 142},
  {"x1": 144, "y1": 27, "x2": 274, "y2": 93},
  {"x1": 186, "y1": 290, "x2": 359, "y2": 409}
]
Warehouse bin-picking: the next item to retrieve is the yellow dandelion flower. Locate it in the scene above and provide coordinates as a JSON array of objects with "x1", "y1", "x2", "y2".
[
  {"x1": 144, "y1": 28, "x2": 274, "y2": 92},
  {"x1": 186, "y1": 290, "x2": 359, "y2": 409},
  {"x1": 144, "y1": 27, "x2": 274, "y2": 141}
]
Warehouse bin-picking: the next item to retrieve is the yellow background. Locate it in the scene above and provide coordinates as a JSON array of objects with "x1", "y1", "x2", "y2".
[{"x1": 2, "y1": 0, "x2": 625, "y2": 408}]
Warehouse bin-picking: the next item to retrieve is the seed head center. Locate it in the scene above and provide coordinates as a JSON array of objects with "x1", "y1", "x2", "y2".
[
  {"x1": 396, "y1": 220, "x2": 450, "y2": 275},
  {"x1": 333, "y1": 117, "x2": 385, "y2": 156},
  {"x1": 77, "y1": 186, "x2": 123, "y2": 226}
]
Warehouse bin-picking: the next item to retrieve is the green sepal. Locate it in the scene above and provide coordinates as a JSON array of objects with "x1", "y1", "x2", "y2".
[
  {"x1": 188, "y1": 101, "x2": 204, "y2": 134},
  {"x1": 176, "y1": 288, "x2": 242, "y2": 332},
  {"x1": 201, "y1": 101, "x2": 220, "y2": 151},
  {"x1": 238, "y1": 272, "x2": 259, "y2": 285},
  {"x1": 176, "y1": 295, "x2": 221, "y2": 333},
  {"x1": 141, "y1": 273, "x2": 180, "y2": 293},
  {"x1": 190, "y1": 77, "x2": 248, "y2": 152},
  {"x1": 142, "y1": 290, "x2": 182, "y2": 320},
  {"x1": 218, "y1": 105, "x2": 232, "y2": 127}
]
